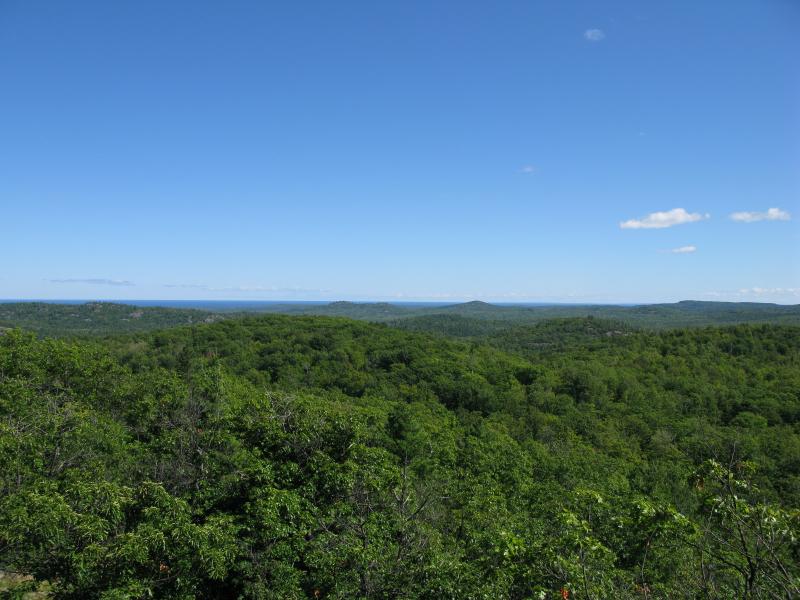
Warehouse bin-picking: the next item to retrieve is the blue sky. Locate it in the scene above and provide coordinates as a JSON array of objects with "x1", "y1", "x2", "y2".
[{"x1": 1, "y1": 0, "x2": 798, "y2": 303}]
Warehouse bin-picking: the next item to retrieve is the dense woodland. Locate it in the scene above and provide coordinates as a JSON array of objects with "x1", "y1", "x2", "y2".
[
  {"x1": 264, "y1": 300, "x2": 800, "y2": 328},
  {"x1": 0, "y1": 303, "x2": 220, "y2": 338},
  {"x1": 3, "y1": 300, "x2": 800, "y2": 339},
  {"x1": 1, "y1": 307, "x2": 800, "y2": 598}
]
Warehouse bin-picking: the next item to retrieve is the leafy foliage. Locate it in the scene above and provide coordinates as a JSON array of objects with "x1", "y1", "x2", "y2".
[{"x1": 1, "y1": 314, "x2": 799, "y2": 598}]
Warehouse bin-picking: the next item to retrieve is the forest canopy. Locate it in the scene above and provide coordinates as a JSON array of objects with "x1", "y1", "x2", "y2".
[
  {"x1": 3, "y1": 299, "x2": 800, "y2": 338},
  {"x1": 1, "y1": 312, "x2": 799, "y2": 598}
]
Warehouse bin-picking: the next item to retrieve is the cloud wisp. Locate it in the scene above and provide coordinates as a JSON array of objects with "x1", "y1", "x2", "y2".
[
  {"x1": 701, "y1": 288, "x2": 800, "y2": 302},
  {"x1": 519, "y1": 165, "x2": 537, "y2": 174},
  {"x1": 737, "y1": 287, "x2": 800, "y2": 298},
  {"x1": 669, "y1": 245, "x2": 697, "y2": 254},
  {"x1": 729, "y1": 208, "x2": 791, "y2": 223},
  {"x1": 163, "y1": 283, "x2": 331, "y2": 295},
  {"x1": 162, "y1": 284, "x2": 209, "y2": 289},
  {"x1": 620, "y1": 208, "x2": 709, "y2": 230},
  {"x1": 584, "y1": 29, "x2": 605, "y2": 42},
  {"x1": 49, "y1": 278, "x2": 135, "y2": 286}
]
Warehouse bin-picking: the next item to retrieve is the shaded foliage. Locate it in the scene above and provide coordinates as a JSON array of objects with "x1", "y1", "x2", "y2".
[{"x1": 1, "y1": 315, "x2": 799, "y2": 598}]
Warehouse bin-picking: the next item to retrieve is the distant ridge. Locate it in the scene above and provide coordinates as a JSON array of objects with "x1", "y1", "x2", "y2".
[
  {"x1": 1, "y1": 299, "x2": 799, "y2": 337},
  {"x1": 0, "y1": 301, "x2": 221, "y2": 337},
  {"x1": 446, "y1": 300, "x2": 494, "y2": 308},
  {"x1": 259, "y1": 299, "x2": 800, "y2": 328}
]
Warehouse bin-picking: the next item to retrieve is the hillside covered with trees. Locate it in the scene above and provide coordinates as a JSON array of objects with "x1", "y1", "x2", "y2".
[
  {"x1": 266, "y1": 300, "x2": 800, "y2": 329},
  {"x1": 0, "y1": 302, "x2": 222, "y2": 338},
  {"x1": 2, "y1": 300, "x2": 800, "y2": 340},
  {"x1": 2, "y1": 313, "x2": 799, "y2": 598}
]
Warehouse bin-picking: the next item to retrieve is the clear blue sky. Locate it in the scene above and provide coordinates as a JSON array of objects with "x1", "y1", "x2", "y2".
[{"x1": 1, "y1": 0, "x2": 798, "y2": 303}]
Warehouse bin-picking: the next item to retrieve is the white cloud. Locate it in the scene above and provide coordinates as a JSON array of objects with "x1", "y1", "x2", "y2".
[
  {"x1": 620, "y1": 208, "x2": 709, "y2": 229},
  {"x1": 729, "y1": 207, "x2": 791, "y2": 223},
  {"x1": 737, "y1": 287, "x2": 800, "y2": 298},
  {"x1": 670, "y1": 245, "x2": 696, "y2": 254},
  {"x1": 584, "y1": 29, "x2": 605, "y2": 42},
  {"x1": 702, "y1": 287, "x2": 800, "y2": 302},
  {"x1": 49, "y1": 278, "x2": 134, "y2": 286},
  {"x1": 519, "y1": 165, "x2": 537, "y2": 174}
]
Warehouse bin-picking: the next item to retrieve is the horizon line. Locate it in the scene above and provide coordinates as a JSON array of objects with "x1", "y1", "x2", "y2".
[{"x1": 1, "y1": 298, "x2": 799, "y2": 307}]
